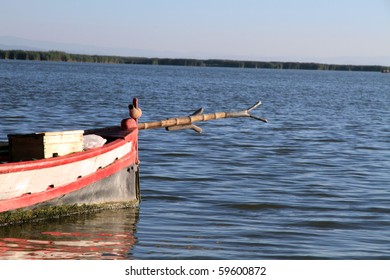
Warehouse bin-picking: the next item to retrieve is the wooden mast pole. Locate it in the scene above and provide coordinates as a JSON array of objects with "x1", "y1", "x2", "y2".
[{"x1": 137, "y1": 101, "x2": 267, "y2": 132}]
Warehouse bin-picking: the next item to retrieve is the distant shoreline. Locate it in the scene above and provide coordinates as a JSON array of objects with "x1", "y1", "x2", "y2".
[{"x1": 1, "y1": 49, "x2": 389, "y2": 72}]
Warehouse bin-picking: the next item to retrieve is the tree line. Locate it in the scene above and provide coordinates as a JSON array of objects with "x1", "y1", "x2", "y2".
[{"x1": 0, "y1": 49, "x2": 388, "y2": 72}]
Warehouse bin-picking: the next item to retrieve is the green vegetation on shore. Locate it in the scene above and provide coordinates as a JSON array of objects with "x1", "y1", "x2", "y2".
[{"x1": 1, "y1": 49, "x2": 388, "y2": 72}]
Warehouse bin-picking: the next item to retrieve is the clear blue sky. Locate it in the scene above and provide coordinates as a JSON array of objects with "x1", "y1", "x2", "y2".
[{"x1": 1, "y1": 0, "x2": 390, "y2": 64}]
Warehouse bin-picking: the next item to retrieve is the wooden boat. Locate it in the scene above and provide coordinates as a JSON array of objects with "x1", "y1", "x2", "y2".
[
  {"x1": 0, "y1": 99, "x2": 267, "y2": 225},
  {"x1": 0, "y1": 99, "x2": 142, "y2": 225}
]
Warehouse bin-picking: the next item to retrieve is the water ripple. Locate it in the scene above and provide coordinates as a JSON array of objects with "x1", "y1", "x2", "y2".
[{"x1": 1, "y1": 61, "x2": 390, "y2": 259}]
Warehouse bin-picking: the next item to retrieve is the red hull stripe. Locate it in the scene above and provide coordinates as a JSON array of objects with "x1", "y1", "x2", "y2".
[{"x1": 0, "y1": 150, "x2": 137, "y2": 212}]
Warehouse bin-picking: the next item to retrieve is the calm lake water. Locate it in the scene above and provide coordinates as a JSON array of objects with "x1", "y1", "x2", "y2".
[{"x1": 0, "y1": 60, "x2": 389, "y2": 259}]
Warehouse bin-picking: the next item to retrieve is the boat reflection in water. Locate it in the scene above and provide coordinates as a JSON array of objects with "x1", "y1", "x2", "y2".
[{"x1": 0, "y1": 208, "x2": 138, "y2": 260}]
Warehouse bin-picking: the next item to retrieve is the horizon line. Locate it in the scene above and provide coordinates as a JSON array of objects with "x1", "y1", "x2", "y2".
[{"x1": 1, "y1": 48, "x2": 390, "y2": 69}]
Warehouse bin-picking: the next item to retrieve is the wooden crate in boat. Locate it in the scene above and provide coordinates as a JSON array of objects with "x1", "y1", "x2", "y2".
[{"x1": 8, "y1": 130, "x2": 84, "y2": 161}]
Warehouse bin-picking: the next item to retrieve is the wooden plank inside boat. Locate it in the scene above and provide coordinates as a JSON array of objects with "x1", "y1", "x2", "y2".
[{"x1": 8, "y1": 130, "x2": 84, "y2": 161}]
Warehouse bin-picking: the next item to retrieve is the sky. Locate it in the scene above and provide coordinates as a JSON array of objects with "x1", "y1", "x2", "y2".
[{"x1": 1, "y1": 0, "x2": 390, "y2": 65}]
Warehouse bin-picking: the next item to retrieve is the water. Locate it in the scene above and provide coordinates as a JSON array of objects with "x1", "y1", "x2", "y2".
[{"x1": 0, "y1": 60, "x2": 390, "y2": 259}]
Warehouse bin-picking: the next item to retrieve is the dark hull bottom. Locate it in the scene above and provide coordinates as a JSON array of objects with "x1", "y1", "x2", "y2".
[{"x1": 0, "y1": 164, "x2": 140, "y2": 226}]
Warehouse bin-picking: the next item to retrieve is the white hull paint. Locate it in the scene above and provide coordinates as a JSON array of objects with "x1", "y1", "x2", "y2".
[{"x1": 0, "y1": 142, "x2": 132, "y2": 200}]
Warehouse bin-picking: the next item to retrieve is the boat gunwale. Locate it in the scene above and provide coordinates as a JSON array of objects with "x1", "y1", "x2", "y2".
[{"x1": 0, "y1": 127, "x2": 137, "y2": 174}]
